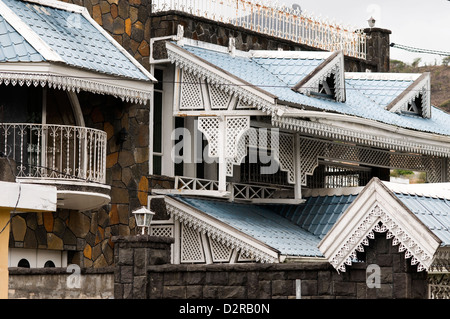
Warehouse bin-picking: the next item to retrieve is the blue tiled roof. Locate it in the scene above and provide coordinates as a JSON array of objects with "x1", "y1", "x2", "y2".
[
  {"x1": 175, "y1": 196, "x2": 323, "y2": 257},
  {"x1": 180, "y1": 43, "x2": 450, "y2": 136},
  {"x1": 0, "y1": 14, "x2": 43, "y2": 62},
  {"x1": 1, "y1": 0, "x2": 150, "y2": 81},
  {"x1": 345, "y1": 78, "x2": 413, "y2": 108},
  {"x1": 395, "y1": 193, "x2": 450, "y2": 246},
  {"x1": 271, "y1": 195, "x2": 357, "y2": 239}
]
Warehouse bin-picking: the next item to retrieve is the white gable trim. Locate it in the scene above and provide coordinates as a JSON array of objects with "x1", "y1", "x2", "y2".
[
  {"x1": 318, "y1": 178, "x2": 441, "y2": 273},
  {"x1": 387, "y1": 72, "x2": 431, "y2": 118},
  {"x1": 166, "y1": 41, "x2": 278, "y2": 115},
  {"x1": 164, "y1": 196, "x2": 280, "y2": 263},
  {"x1": 292, "y1": 51, "x2": 346, "y2": 102},
  {"x1": 0, "y1": 0, "x2": 63, "y2": 62}
]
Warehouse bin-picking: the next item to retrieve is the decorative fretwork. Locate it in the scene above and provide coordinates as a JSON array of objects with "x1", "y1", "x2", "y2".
[
  {"x1": 225, "y1": 116, "x2": 250, "y2": 176},
  {"x1": 180, "y1": 223, "x2": 205, "y2": 263},
  {"x1": 180, "y1": 70, "x2": 204, "y2": 109},
  {"x1": 331, "y1": 205, "x2": 433, "y2": 273},
  {"x1": 209, "y1": 237, "x2": 233, "y2": 262},
  {"x1": 209, "y1": 83, "x2": 231, "y2": 110},
  {"x1": 198, "y1": 117, "x2": 220, "y2": 157},
  {"x1": 299, "y1": 136, "x2": 446, "y2": 186},
  {"x1": 428, "y1": 274, "x2": 450, "y2": 299},
  {"x1": 150, "y1": 225, "x2": 173, "y2": 238}
]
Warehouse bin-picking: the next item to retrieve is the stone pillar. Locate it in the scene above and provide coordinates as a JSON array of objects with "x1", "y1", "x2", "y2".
[
  {"x1": 112, "y1": 235, "x2": 173, "y2": 299},
  {"x1": 364, "y1": 27, "x2": 392, "y2": 72}
]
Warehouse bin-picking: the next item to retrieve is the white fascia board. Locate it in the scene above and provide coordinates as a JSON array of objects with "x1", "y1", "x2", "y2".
[
  {"x1": 0, "y1": 181, "x2": 57, "y2": 212},
  {"x1": 0, "y1": 0, "x2": 63, "y2": 62},
  {"x1": 166, "y1": 41, "x2": 277, "y2": 105},
  {"x1": 22, "y1": 0, "x2": 86, "y2": 13},
  {"x1": 164, "y1": 196, "x2": 280, "y2": 262},
  {"x1": 0, "y1": 62, "x2": 153, "y2": 103},
  {"x1": 276, "y1": 108, "x2": 450, "y2": 147}
]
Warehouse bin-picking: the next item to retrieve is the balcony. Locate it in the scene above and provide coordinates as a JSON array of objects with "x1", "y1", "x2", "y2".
[
  {"x1": 0, "y1": 123, "x2": 110, "y2": 211},
  {"x1": 152, "y1": 176, "x2": 299, "y2": 204}
]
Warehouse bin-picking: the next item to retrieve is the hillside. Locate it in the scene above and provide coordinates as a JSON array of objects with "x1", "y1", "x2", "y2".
[{"x1": 390, "y1": 60, "x2": 450, "y2": 113}]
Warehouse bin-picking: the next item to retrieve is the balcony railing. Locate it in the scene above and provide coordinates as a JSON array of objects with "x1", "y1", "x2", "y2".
[
  {"x1": 0, "y1": 123, "x2": 107, "y2": 184},
  {"x1": 174, "y1": 175, "x2": 291, "y2": 201},
  {"x1": 152, "y1": 0, "x2": 367, "y2": 59}
]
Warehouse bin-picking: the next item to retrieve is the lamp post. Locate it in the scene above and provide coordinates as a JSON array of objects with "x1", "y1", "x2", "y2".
[{"x1": 132, "y1": 206, "x2": 155, "y2": 235}]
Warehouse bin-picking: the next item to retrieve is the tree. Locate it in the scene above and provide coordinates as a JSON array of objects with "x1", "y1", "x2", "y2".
[
  {"x1": 442, "y1": 56, "x2": 450, "y2": 66},
  {"x1": 411, "y1": 57, "x2": 422, "y2": 68}
]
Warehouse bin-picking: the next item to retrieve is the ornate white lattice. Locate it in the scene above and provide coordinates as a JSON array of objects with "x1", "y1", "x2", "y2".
[
  {"x1": 278, "y1": 133, "x2": 295, "y2": 184},
  {"x1": 198, "y1": 117, "x2": 220, "y2": 157},
  {"x1": 330, "y1": 205, "x2": 432, "y2": 273},
  {"x1": 209, "y1": 237, "x2": 233, "y2": 262},
  {"x1": 225, "y1": 117, "x2": 250, "y2": 176},
  {"x1": 180, "y1": 70, "x2": 204, "y2": 109},
  {"x1": 298, "y1": 136, "x2": 446, "y2": 186},
  {"x1": 209, "y1": 83, "x2": 231, "y2": 110},
  {"x1": 180, "y1": 223, "x2": 205, "y2": 263},
  {"x1": 150, "y1": 225, "x2": 173, "y2": 238},
  {"x1": 236, "y1": 98, "x2": 255, "y2": 109}
]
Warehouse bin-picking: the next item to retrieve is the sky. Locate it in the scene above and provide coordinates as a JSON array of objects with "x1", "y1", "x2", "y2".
[{"x1": 283, "y1": 0, "x2": 450, "y2": 66}]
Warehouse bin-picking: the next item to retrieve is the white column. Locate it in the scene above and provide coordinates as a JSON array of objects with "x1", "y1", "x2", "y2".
[
  {"x1": 294, "y1": 133, "x2": 302, "y2": 200},
  {"x1": 218, "y1": 115, "x2": 227, "y2": 192}
]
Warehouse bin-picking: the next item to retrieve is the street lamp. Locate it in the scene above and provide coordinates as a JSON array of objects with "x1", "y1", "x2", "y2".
[{"x1": 132, "y1": 206, "x2": 155, "y2": 235}]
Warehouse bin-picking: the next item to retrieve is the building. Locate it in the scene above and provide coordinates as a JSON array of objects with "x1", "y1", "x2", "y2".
[
  {"x1": 1, "y1": 0, "x2": 449, "y2": 299},
  {"x1": 0, "y1": 0, "x2": 155, "y2": 270}
]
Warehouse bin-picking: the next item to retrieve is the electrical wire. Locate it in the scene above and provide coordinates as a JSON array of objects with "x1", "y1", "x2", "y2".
[{"x1": 390, "y1": 43, "x2": 450, "y2": 57}]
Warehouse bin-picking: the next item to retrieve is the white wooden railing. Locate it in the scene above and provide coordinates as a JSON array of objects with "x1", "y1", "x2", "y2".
[
  {"x1": 174, "y1": 175, "x2": 289, "y2": 200},
  {"x1": 152, "y1": 0, "x2": 367, "y2": 59},
  {"x1": 0, "y1": 123, "x2": 107, "y2": 184}
]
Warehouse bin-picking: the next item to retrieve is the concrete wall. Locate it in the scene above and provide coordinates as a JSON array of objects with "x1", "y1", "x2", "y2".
[{"x1": 8, "y1": 267, "x2": 114, "y2": 299}]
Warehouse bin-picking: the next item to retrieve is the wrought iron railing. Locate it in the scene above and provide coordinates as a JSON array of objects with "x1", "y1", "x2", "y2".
[
  {"x1": 152, "y1": 0, "x2": 367, "y2": 59},
  {"x1": 0, "y1": 123, "x2": 107, "y2": 184},
  {"x1": 174, "y1": 175, "x2": 290, "y2": 200}
]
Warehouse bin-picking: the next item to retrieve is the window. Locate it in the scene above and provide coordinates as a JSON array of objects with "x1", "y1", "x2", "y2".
[
  {"x1": 152, "y1": 69, "x2": 163, "y2": 175},
  {"x1": 17, "y1": 259, "x2": 30, "y2": 268},
  {"x1": 307, "y1": 161, "x2": 372, "y2": 188},
  {"x1": 311, "y1": 73, "x2": 336, "y2": 100}
]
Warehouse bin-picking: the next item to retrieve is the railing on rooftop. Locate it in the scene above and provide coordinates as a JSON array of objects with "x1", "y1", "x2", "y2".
[
  {"x1": 0, "y1": 123, "x2": 107, "y2": 184},
  {"x1": 152, "y1": 0, "x2": 367, "y2": 59}
]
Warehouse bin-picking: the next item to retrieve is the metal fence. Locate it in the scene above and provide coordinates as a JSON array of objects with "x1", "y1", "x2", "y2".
[
  {"x1": 152, "y1": 0, "x2": 367, "y2": 59},
  {"x1": 0, "y1": 123, "x2": 107, "y2": 184}
]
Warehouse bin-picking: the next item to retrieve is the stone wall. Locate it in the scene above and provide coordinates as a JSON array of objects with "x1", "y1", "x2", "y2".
[
  {"x1": 8, "y1": 267, "x2": 114, "y2": 299},
  {"x1": 108, "y1": 233, "x2": 429, "y2": 299},
  {"x1": 62, "y1": 1, "x2": 390, "y2": 73}
]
